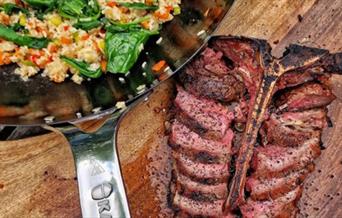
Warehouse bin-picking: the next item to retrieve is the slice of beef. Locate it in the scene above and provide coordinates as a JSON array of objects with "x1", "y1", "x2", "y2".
[
  {"x1": 184, "y1": 47, "x2": 231, "y2": 77},
  {"x1": 276, "y1": 70, "x2": 331, "y2": 90},
  {"x1": 261, "y1": 109, "x2": 327, "y2": 147},
  {"x1": 272, "y1": 109, "x2": 328, "y2": 129},
  {"x1": 240, "y1": 186, "x2": 302, "y2": 218},
  {"x1": 251, "y1": 138, "x2": 321, "y2": 179},
  {"x1": 175, "y1": 86, "x2": 234, "y2": 139},
  {"x1": 173, "y1": 151, "x2": 229, "y2": 181},
  {"x1": 175, "y1": 172, "x2": 228, "y2": 200},
  {"x1": 276, "y1": 82, "x2": 336, "y2": 112},
  {"x1": 169, "y1": 120, "x2": 233, "y2": 163},
  {"x1": 246, "y1": 164, "x2": 314, "y2": 201},
  {"x1": 180, "y1": 71, "x2": 245, "y2": 102},
  {"x1": 173, "y1": 191, "x2": 225, "y2": 217}
]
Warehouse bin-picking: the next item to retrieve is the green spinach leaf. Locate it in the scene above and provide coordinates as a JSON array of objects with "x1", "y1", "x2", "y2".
[
  {"x1": 58, "y1": 0, "x2": 101, "y2": 30},
  {"x1": 73, "y1": 20, "x2": 102, "y2": 30},
  {"x1": 2, "y1": 3, "x2": 30, "y2": 16},
  {"x1": 0, "y1": 24, "x2": 49, "y2": 49},
  {"x1": 58, "y1": 0, "x2": 86, "y2": 19},
  {"x1": 23, "y1": 0, "x2": 56, "y2": 9},
  {"x1": 105, "y1": 28, "x2": 157, "y2": 74},
  {"x1": 80, "y1": 0, "x2": 101, "y2": 21},
  {"x1": 60, "y1": 56, "x2": 102, "y2": 78}
]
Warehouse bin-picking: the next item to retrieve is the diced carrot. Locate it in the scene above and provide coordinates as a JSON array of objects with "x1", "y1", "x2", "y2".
[
  {"x1": 49, "y1": 44, "x2": 58, "y2": 53},
  {"x1": 81, "y1": 34, "x2": 90, "y2": 40},
  {"x1": 101, "y1": 60, "x2": 107, "y2": 72},
  {"x1": 3, "y1": 54, "x2": 11, "y2": 64},
  {"x1": 61, "y1": 36, "x2": 73, "y2": 45},
  {"x1": 63, "y1": 25, "x2": 70, "y2": 31},
  {"x1": 165, "y1": 6, "x2": 173, "y2": 12},
  {"x1": 36, "y1": 26, "x2": 43, "y2": 33},
  {"x1": 154, "y1": 11, "x2": 170, "y2": 20},
  {"x1": 107, "y1": 1, "x2": 116, "y2": 7},
  {"x1": 146, "y1": 0, "x2": 154, "y2": 5},
  {"x1": 29, "y1": 55, "x2": 39, "y2": 65},
  {"x1": 0, "y1": 51, "x2": 4, "y2": 65},
  {"x1": 152, "y1": 60, "x2": 166, "y2": 72},
  {"x1": 2, "y1": 16, "x2": 10, "y2": 25},
  {"x1": 140, "y1": 20, "x2": 150, "y2": 29}
]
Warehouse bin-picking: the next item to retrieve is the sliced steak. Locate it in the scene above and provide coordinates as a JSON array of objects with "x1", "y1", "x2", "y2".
[
  {"x1": 276, "y1": 70, "x2": 330, "y2": 90},
  {"x1": 277, "y1": 70, "x2": 317, "y2": 90},
  {"x1": 174, "y1": 170, "x2": 228, "y2": 200},
  {"x1": 251, "y1": 138, "x2": 321, "y2": 179},
  {"x1": 173, "y1": 151, "x2": 229, "y2": 181},
  {"x1": 175, "y1": 86, "x2": 234, "y2": 139},
  {"x1": 276, "y1": 82, "x2": 335, "y2": 111},
  {"x1": 272, "y1": 109, "x2": 328, "y2": 129},
  {"x1": 168, "y1": 36, "x2": 342, "y2": 217},
  {"x1": 180, "y1": 71, "x2": 245, "y2": 102},
  {"x1": 173, "y1": 191, "x2": 225, "y2": 217},
  {"x1": 246, "y1": 164, "x2": 313, "y2": 201},
  {"x1": 169, "y1": 120, "x2": 233, "y2": 163},
  {"x1": 240, "y1": 186, "x2": 302, "y2": 218},
  {"x1": 261, "y1": 109, "x2": 327, "y2": 147}
]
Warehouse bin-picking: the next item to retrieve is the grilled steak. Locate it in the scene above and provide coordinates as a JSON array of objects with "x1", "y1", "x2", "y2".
[
  {"x1": 260, "y1": 109, "x2": 327, "y2": 147},
  {"x1": 275, "y1": 82, "x2": 335, "y2": 112},
  {"x1": 169, "y1": 120, "x2": 233, "y2": 163},
  {"x1": 167, "y1": 36, "x2": 342, "y2": 217},
  {"x1": 246, "y1": 164, "x2": 314, "y2": 201},
  {"x1": 240, "y1": 186, "x2": 302, "y2": 218},
  {"x1": 174, "y1": 85, "x2": 234, "y2": 140},
  {"x1": 251, "y1": 139, "x2": 321, "y2": 179},
  {"x1": 179, "y1": 72, "x2": 245, "y2": 102}
]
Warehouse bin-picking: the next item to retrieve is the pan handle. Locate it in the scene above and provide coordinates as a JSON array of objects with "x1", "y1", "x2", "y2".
[{"x1": 64, "y1": 113, "x2": 130, "y2": 218}]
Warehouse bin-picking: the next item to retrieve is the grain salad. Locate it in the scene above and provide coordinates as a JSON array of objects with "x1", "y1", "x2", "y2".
[{"x1": 0, "y1": 0, "x2": 181, "y2": 84}]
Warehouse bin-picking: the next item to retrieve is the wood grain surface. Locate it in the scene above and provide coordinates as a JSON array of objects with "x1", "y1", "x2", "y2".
[{"x1": 1, "y1": 0, "x2": 342, "y2": 217}]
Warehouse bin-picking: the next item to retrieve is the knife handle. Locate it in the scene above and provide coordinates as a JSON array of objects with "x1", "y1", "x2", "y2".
[{"x1": 64, "y1": 114, "x2": 130, "y2": 218}]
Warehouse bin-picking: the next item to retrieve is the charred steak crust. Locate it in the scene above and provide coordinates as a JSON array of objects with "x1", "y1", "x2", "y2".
[{"x1": 168, "y1": 35, "x2": 342, "y2": 217}]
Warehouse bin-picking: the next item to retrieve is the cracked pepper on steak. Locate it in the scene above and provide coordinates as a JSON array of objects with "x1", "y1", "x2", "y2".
[{"x1": 167, "y1": 36, "x2": 342, "y2": 217}]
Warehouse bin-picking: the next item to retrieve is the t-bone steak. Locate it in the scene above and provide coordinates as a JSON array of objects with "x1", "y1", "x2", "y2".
[{"x1": 167, "y1": 36, "x2": 342, "y2": 217}]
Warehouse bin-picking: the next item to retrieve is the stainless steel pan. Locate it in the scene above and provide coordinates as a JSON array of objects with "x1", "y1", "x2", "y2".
[{"x1": 0, "y1": 1, "x2": 235, "y2": 217}]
